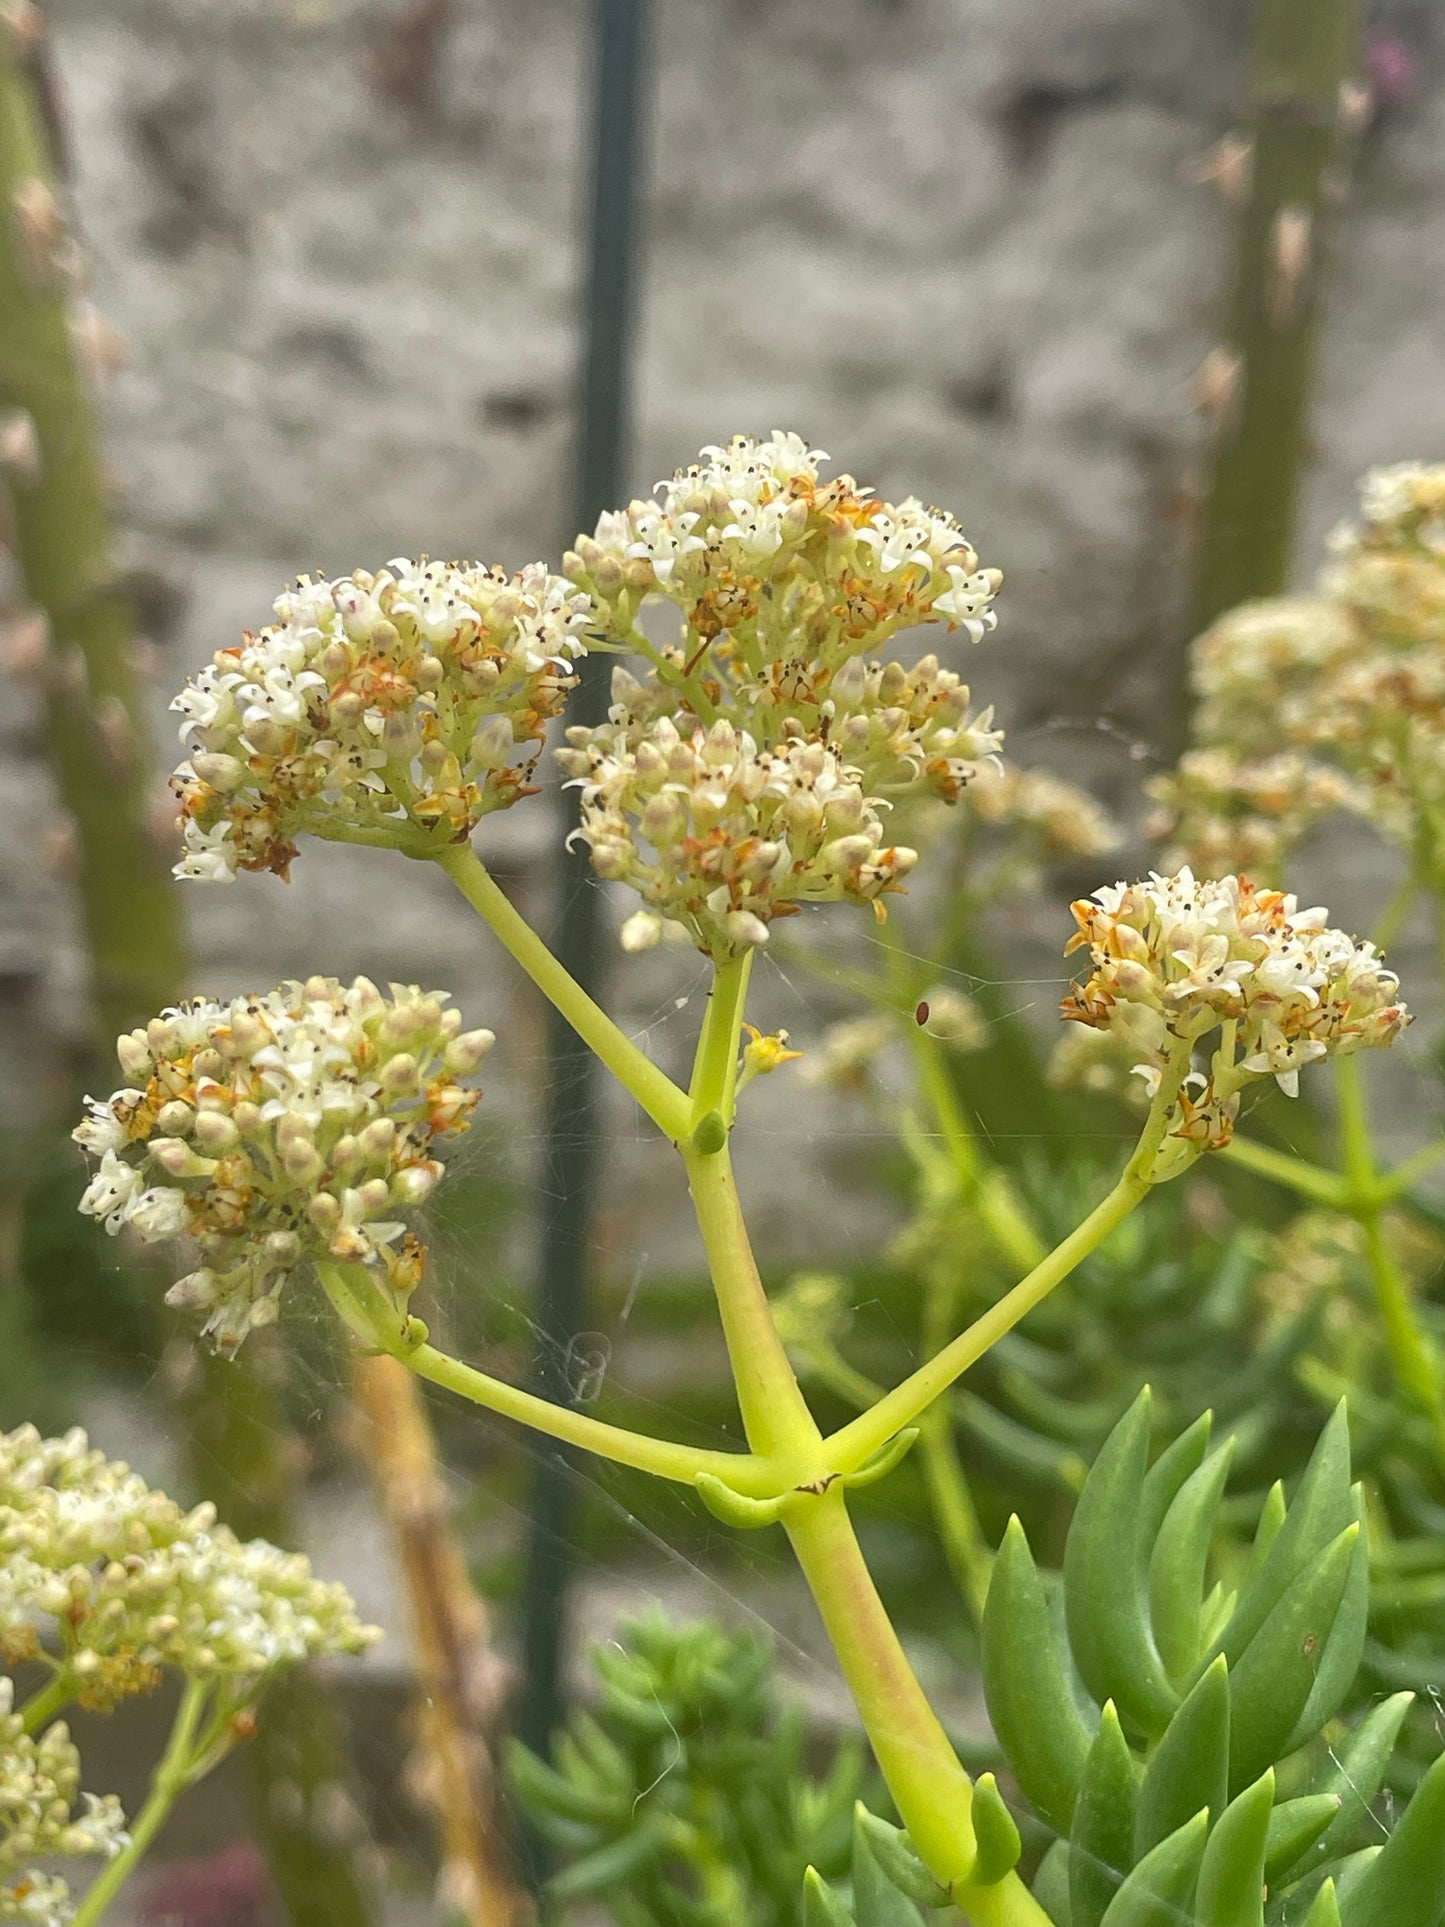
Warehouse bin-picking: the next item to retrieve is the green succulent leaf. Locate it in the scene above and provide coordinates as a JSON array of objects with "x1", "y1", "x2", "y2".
[
  {"x1": 1218, "y1": 1403, "x2": 1353, "y2": 1671},
  {"x1": 544, "y1": 1820, "x2": 670, "y2": 1900},
  {"x1": 1134, "y1": 1655, "x2": 1230, "y2": 1861},
  {"x1": 1033, "y1": 1840, "x2": 1074, "y2": 1927},
  {"x1": 1064, "y1": 1390, "x2": 1179, "y2": 1737},
  {"x1": 1337, "y1": 1751, "x2": 1445, "y2": 1927},
  {"x1": 1226, "y1": 1523, "x2": 1360, "y2": 1793},
  {"x1": 1148, "y1": 1440, "x2": 1236, "y2": 1681},
  {"x1": 851, "y1": 1808, "x2": 928, "y2": 1927},
  {"x1": 852, "y1": 1809, "x2": 944, "y2": 1909},
  {"x1": 1138, "y1": 1411, "x2": 1215, "y2": 1549},
  {"x1": 1262, "y1": 1795, "x2": 1343, "y2": 1890},
  {"x1": 1097, "y1": 1809, "x2": 1208, "y2": 1927},
  {"x1": 983, "y1": 1515, "x2": 1092, "y2": 1835},
  {"x1": 1195, "y1": 1768, "x2": 1272, "y2": 1927},
  {"x1": 1281, "y1": 1489, "x2": 1369, "y2": 1754},
  {"x1": 506, "y1": 1740, "x2": 629, "y2": 1828},
  {"x1": 841, "y1": 1429, "x2": 920, "y2": 1492},
  {"x1": 1070, "y1": 1702, "x2": 1140, "y2": 1927},
  {"x1": 970, "y1": 1774, "x2": 1023, "y2": 1887},
  {"x1": 1310, "y1": 1691, "x2": 1414, "y2": 1861},
  {"x1": 1301, "y1": 1878, "x2": 1343, "y2": 1927},
  {"x1": 805, "y1": 1866, "x2": 858, "y2": 1927}
]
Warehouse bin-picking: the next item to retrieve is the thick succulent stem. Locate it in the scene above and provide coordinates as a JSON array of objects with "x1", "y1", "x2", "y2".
[
  {"x1": 1189, "y1": 0, "x2": 1360, "y2": 640},
  {"x1": 0, "y1": 23, "x2": 182, "y2": 1043}
]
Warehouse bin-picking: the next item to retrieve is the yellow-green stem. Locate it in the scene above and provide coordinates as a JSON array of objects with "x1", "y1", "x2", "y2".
[
  {"x1": 689, "y1": 952, "x2": 753, "y2": 1132},
  {"x1": 314, "y1": 1262, "x2": 777, "y2": 1495},
  {"x1": 18, "y1": 1668, "x2": 70, "y2": 1736},
  {"x1": 1220, "y1": 1134, "x2": 1349, "y2": 1206},
  {"x1": 785, "y1": 1489, "x2": 1050, "y2": 1921},
  {"x1": 1336, "y1": 1057, "x2": 1445, "y2": 1464},
  {"x1": 70, "y1": 1678, "x2": 211, "y2": 1927},
  {"x1": 918, "y1": 1265, "x2": 992, "y2": 1625},
  {"x1": 682, "y1": 1144, "x2": 823, "y2": 1464},
  {"x1": 686, "y1": 1138, "x2": 1047, "y2": 1918},
  {"x1": 908, "y1": 1025, "x2": 1048, "y2": 1274},
  {"x1": 825, "y1": 1052, "x2": 1192, "y2": 1476},
  {"x1": 436, "y1": 845, "x2": 691, "y2": 1141}
]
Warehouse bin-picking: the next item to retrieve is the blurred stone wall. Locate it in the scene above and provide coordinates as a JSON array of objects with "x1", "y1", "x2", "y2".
[{"x1": 6, "y1": 0, "x2": 1445, "y2": 1288}]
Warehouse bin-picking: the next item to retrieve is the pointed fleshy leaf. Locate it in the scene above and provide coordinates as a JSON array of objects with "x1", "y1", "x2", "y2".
[
  {"x1": 805, "y1": 1867, "x2": 858, "y2": 1927},
  {"x1": 1033, "y1": 1840, "x2": 1073, "y2": 1927},
  {"x1": 1217, "y1": 1403, "x2": 1352, "y2": 1670},
  {"x1": 1262, "y1": 1795, "x2": 1343, "y2": 1889},
  {"x1": 1302, "y1": 1878, "x2": 1343, "y2": 1927},
  {"x1": 1195, "y1": 1769, "x2": 1272, "y2": 1927},
  {"x1": 1098, "y1": 1810, "x2": 1208, "y2": 1927},
  {"x1": 1226, "y1": 1524, "x2": 1359, "y2": 1793},
  {"x1": 853, "y1": 1809, "x2": 943, "y2": 1909},
  {"x1": 1065, "y1": 1392, "x2": 1179, "y2": 1737},
  {"x1": 545, "y1": 1820, "x2": 668, "y2": 1899},
  {"x1": 1338, "y1": 1751, "x2": 1445, "y2": 1927},
  {"x1": 1311, "y1": 1692, "x2": 1414, "y2": 1862},
  {"x1": 1138, "y1": 1411, "x2": 1214, "y2": 1549},
  {"x1": 1070, "y1": 1703, "x2": 1139, "y2": 1927},
  {"x1": 984, "y1": 1516, "x2": 1092, "y2": 1834},
  {"x1": 852, "y1": 1807, "x2": 928, "y2": 1927},
  {"x1": 971, "y1": 1775, "x2": 1022, "y2": 1886},
  {"x1": 1282, "y1": 1488, "x2": 1369, "y2": 1754},
  {"x1": 1135, "y1": 1655, "x2": 1230, "y2": 1860},
  {"x1": 1149, "y1": 1440, "x2": 1236, "y2": 1680}
]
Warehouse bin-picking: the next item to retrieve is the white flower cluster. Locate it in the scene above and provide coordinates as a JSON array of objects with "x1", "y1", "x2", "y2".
[
  {"x1": 1, "y1": 1425, "x2": 379, "y2": 1711},
  {"x1": 1, "y1": 1682, "x2": 126, "y2": 1927},
  {"x1": 963, "y1": 763, "x2": 1121, "y2": 861},
  {"x1": 171, "y1": 560, "x2": 589, "y2": 881},
  {"x1": 1062, "y1": 870, "x2": 1409, "y2": 1149},
  {"x1": 1157, "y1": 465, "x2": 1445, "y2": 876},
  {"x1": 74, "y1": 978, "x2": 493, "y2": 1349},
  {"x1": 560, "y1": 434, "x2": 1005, "y2": 956},
  {"x1": 1148, "y1": 748, "x2": 1357, "y2": 879},
  {"x1": 559, "y1": 711, "x2": 922, "y2": 955}
]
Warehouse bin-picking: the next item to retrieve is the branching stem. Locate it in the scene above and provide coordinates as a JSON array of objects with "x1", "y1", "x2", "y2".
[{"x1": 70, "y1": 1678, "x2": 212, "y2": 1927}]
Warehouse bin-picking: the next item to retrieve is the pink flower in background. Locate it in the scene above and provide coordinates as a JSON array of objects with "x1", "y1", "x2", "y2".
[
  {"x1": 141, "y1": 1842, "x2": 275, "y2": 1927},
  {"x1": 1364, "y1": 32, "x2": 1422, "y2": 113}
]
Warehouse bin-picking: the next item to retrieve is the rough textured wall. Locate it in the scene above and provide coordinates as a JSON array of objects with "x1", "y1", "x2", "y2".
[{"x1": 6, "y1": 0, "x2": 1445, "y2": 1276}]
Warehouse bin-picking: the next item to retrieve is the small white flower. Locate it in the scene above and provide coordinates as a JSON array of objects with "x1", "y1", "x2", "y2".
[{"x1": 74, "y1": 980, "x2": 493, "y2": 1348}]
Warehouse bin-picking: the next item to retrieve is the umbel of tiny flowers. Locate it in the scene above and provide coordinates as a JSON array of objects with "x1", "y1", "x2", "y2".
[
  {"x1": 73, "y1": 977, "x2": 494, "y2": 1350},
  {"x1": 558, "y1": 432, "x2": 1005, "y2": 959},
  {"x1": 1155, "y1": 463, "x2": 1445, "y2": 879},
  {"x1": 1, "y1": 1425, "x2": 376, "y2": 1927},
  {"x1": 1, "y1": 1680, "x2": 127, "y2": 1927},
  {"x1": 1, "y1": 1423, "x2": 379, "y2": 1710},
  {"x1": 1062, "y1": 869, "x2": 1409, "y2": 1170},
  {"x1": 170, "y1": 559, "x2": 590, "y2": 881}
]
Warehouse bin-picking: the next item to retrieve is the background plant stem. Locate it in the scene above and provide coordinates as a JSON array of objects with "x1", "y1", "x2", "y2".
[
  {"x1": 1, "y1": 33, "x2": 377, "y2": 1923},
  {"x1": 1189, "y1": 0, "x2": 1360, "y2": 644},
  {"x1": 349, "y1": 1352, "x2": 520, "y2": 1924}
]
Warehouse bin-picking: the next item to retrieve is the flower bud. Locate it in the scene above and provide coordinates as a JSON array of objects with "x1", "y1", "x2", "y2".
[
  {"x1": 193, "y1": 1110, "x2": 239, "y2": 1154},
  {"x1": 444, "y1": 1029, "x2": 495, "y2": 1076}
]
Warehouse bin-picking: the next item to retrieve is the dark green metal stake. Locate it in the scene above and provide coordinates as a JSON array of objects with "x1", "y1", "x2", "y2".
[{"x1": 518, "y1": 0, "x2": 650, "y2": 1769}]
